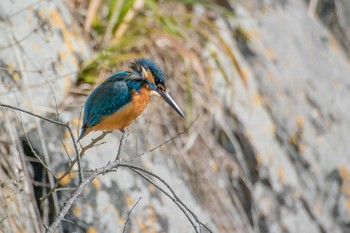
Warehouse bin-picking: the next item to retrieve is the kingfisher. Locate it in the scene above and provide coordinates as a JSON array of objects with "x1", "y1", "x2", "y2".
[{"x1": 77, "y1": 58, "x2": 184, "y2": 141}]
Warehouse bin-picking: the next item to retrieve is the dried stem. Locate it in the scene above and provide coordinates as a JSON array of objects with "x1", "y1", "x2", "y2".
[{"x1": 122, "y1": 197, "x2": 142, "y2": 233}]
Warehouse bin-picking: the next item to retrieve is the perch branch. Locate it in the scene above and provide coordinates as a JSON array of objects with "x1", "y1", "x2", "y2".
[
  {"x1": 46, "y1": 131, "x2": 128, "y2": 233},
  {"x1": 41, "y1": 131, "x2": 111, "y2": 204},
  {"x1": 1, "y1": 103, "x2": 212, "y2": 233}
]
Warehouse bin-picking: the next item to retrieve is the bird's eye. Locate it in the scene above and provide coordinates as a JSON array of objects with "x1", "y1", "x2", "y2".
[{"x1": 157, "y1": 84, "x2": 165, "y2": 91}]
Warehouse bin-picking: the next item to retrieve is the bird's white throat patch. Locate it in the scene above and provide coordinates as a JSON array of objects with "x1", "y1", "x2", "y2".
[{"x1": 150, "y1": 90, "x2": 160, "y2": 97}]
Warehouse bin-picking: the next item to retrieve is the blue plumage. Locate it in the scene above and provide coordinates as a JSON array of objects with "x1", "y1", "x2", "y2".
[
  {"x1": 78, "y1": 71, "x2": 140, "y2": 141},
  {"x1": 137, "y1": 58, "x2": 166, "y2": 84},
  {"x1": 78, "y1": 58, "x2": 184, "y2": 141}
]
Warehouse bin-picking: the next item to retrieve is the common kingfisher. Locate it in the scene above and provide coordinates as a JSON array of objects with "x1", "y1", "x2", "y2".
[{"x1": 77, "y1": 58, "x2": 184, "y2": 141}]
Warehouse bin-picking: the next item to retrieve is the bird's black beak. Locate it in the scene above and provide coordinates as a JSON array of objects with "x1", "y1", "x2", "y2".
[{"x1": 157, "y1": 88, "x2": 184, "y2": 118}]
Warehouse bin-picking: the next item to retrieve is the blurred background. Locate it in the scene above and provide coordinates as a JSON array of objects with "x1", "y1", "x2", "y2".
[{"x1": 0, "y1": 0, "x2": 350, "y2": 232}]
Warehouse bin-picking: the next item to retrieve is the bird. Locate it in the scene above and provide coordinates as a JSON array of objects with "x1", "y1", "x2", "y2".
[{"x1": 77, "y1": 58, "x2": 184, "y2": 141}]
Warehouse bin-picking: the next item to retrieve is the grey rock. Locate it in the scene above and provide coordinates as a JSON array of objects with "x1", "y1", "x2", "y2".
[{"x1": 1, "y1": 0, "x2": 350, "y2": 233}]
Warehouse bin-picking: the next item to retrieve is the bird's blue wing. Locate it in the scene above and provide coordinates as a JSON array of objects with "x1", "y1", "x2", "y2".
[{"x1": 82, "y1": 71, "x2": 132, "y2": 129}]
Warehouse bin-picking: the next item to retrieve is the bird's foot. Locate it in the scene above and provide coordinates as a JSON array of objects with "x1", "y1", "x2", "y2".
[{"x1": 119, "y1": 127, "x2": 129, "y2": 133}]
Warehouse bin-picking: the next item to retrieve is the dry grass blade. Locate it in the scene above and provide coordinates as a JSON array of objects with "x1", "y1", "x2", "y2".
[
  {"x1": 103, "y1": 0, "x2": 125, "y2": 46},
  {"x1": 84, "y1": 0, "x2": 102, "y2": 33}
]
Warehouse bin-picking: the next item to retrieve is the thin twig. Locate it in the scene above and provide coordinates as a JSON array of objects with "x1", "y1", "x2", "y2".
[
  {"x1": 0, "y1": 103, "x2": 84, "y2": 183},
  {"x1": 62, "y1": 218, "x2": 75, "y2": 225},
  {"x1": 122, "y1": 197, "x2": 142, "y2": 233},
  {"x1": 47, "y1": 168, "x2": 100, "y2": 232},
  {"x1": 14, "y1": 109, "x2": 57, "y2": 179},
  {"x1": 149, "y1": 115, "x2": 199, "y2": 152},
  {"x1": 11, "y1": 91, "x2": 58, "y2": 229},
  {"x1": 0, "y1": 67, "x2": 41, "y2": 73},
  {"x1": 54, "y1": 187, "x2": 77, "y2": 192},
  {"x1": 116, "y1": 129, "x2": 128, "y2": 161},
  {"x1": 67, "y1": 125, "x2": 84, "y2": 183},
  {"x1": 31, "y1": 179, "x2": 51, "y2": 188},
  {"x1": 46, "y1": 78, "x2": 72, "y2": 164},
  {"x1": 140, "y1": 164, "x2": 212, "y2": 232},
  {"x1": 1, "y1": 104, "x2": 211, "y2": 233},
  {"x1": 46, "y1": 131, "x2": 128, "y2": 233},
  {"x1": 0, "y1": 216, "x2": 7, "y2": 224},
  {"x1": 126, "y1": 167, "x2": 199, "y2": 233},
  {"x1": 0, "y1": 70, "x2": 80, "y2": 97},
  {"x1": 119, "y1": 163, "x2": 213, "y2": 233},
  {"x1": 41, "y1": 131, "x2": 110, "y2": 204},
  {"x1": 4, "y1": 0, "x2": 43, "y2": 20},
  {"x1": 0, "y1": 28, "x2": 37, "y2": 51},
  {"x1": 80, "y1": 131, "x2": 112, "y2": 155},
  {"x1": 0, "y1": 103, "x2": 67, "y2": 127}
]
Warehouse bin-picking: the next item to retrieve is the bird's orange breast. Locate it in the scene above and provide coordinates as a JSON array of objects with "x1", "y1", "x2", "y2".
[{"x1": 91, "y1": 87, "x2": 151, "y2": 132}]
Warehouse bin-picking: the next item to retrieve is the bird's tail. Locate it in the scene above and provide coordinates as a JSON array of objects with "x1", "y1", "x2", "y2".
[{"x1": 77, "y1": 128, "x2": 86, "y2": 142}]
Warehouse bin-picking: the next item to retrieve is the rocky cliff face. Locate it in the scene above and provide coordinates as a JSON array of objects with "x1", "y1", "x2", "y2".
[
  {"x1": 0, "y1": 0, "x2": 90, "y2": 232},
  {"x1": 232, "y1": 1, "x2": 350, "y2": 232},
  {"x1": 1, "y1": 0, "x2": 349, "y2": 233}
]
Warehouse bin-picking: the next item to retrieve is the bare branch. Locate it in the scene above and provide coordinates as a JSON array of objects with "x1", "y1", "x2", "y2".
[
  {"x1": 119, "y1": 163, "x2": 213, "y2": 233},
  {"x1": 0, "y1": 28, "x2": 37, "y2": 51},
  {"x1": 1, "y1": 103, "x2": 211, "y2": 233},
  {"x1": 62, "y1": 218, "x2": 75, "y2": 225},
  {"x1": 66, "y1": 125, "x2": 84, "y2": 183},
  {"x1": 46, "y1": 131, "x2": 128, "y2": 233},
  {"x1": 15, "y1": 112, "x2": 57, "y2": 179},
  {"x1": 80, "y1": 131, "x2": 111, "y2": 155},
  {"x1": 116, "y1": 129, "x2": 128, "y2": 161},
  {"x1": 41, "y1": 131, "x2": 111, "y2": 204},
  {"x1": 127, "y1": 167, "x2": 199, "y2": 233},
  {"x1": 122, "y1": 197, "x2": 142, "y2": 233},
  {"x1": 0, "y1": 103, "x2": 68, "y2": 127},
  {"x1": 54, "y1": 187, "x2": 77, "y2": 192},
  {"x1": 149, "y1": 115, "x2": 199, "y2": 152},
  {"x1": 0, "y1": 215, "x2": 7, "y2": 224},
  {"x1": 0, "y1": 103, "x2": 83, "y2": 183},
  {"x1": 3, "y1": 1, "x2": 44, "y2": 20}
]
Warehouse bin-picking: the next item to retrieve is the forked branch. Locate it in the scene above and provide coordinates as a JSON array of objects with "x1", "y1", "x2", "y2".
[
  {"x1": 1, "y1": 103, "x2": 212, "y2": 233},
  {"x1": 46, "y1": 131, "x2": 128, "y2": 233}
]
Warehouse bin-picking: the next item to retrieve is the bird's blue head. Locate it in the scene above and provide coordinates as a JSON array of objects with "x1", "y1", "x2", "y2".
[
  {"x1": 130, "y1": 58, "x2": 166, "y2": 90},
  {"x1": 130, "y1": 58, "x2": 184, "y2": 118}
]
